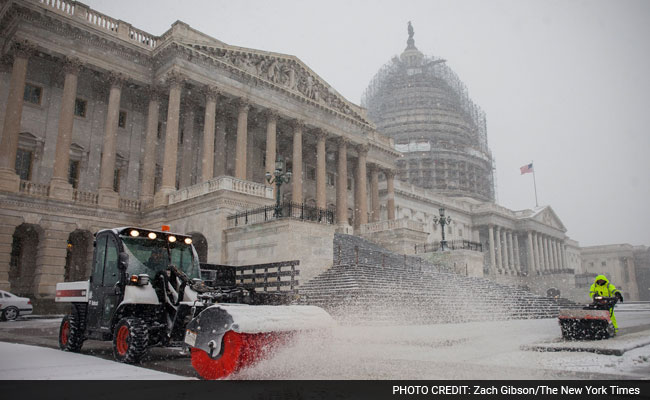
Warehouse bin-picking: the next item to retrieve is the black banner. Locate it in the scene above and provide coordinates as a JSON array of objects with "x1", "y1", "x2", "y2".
[{"x1": 1, "y1": 380, "x2": 648, "y2": 400}]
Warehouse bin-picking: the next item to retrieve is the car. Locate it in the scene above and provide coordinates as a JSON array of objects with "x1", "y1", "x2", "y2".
[{"x1": 0, "y1": 290, "x2": 33, "y2": 321}]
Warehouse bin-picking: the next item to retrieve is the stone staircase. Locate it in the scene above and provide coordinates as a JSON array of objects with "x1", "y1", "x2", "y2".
[{"x1": 299, "y1": 234, "x2": 563, "y2": 324}]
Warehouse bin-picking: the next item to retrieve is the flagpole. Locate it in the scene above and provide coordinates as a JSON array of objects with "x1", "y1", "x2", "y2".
[{"x1": 532, "y1": 160, "x2": 539, "y2": 207}]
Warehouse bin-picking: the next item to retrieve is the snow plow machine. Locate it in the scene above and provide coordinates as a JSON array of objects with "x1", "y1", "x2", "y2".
[
  {"x1": 55, "y1": 227, "x2": 333, "y2": 379},
  {"x1": 558, "y1": 296, "x2": 618, "y2": 340}
]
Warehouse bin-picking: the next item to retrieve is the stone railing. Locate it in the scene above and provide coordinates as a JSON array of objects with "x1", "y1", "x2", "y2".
[
  {"x1": 37, "y1": 0, "x2": 159, "y2": 49},
  {"x1": 72, "y1": 189, "x2": 98, "y2": 205},
  {"x1": 168, "y1": 176, "x2": 273, "y2": 205},
  {"x1": 359, "y1": 218, "x2": 426, "y2": 235},
  {"x1": 129, "y1": 26, "x2": 157, "y2": 48},
  {"x1": 39, "y1": 0, "x2": 75, "y2": 15},
  {"x1": 84, "y1": 7, "x2": 118, "y2": 32},
  {"x1": 119, "y1": 198, "x2": 141, "y2": 212},
  {"x1": 19, "y1": 180, "x2": 49, "y2": 197}
]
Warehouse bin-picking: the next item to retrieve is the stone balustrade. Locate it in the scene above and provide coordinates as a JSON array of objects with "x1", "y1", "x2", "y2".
[
  {"x1": 119, "y1": 198, "x2": 141, "y2": 212},
  {"x1": 359, "y1": 217, "x2": 426, "y2": 234},
  {"x1": 72, "y1": 189, "x2": 98, "y2": 205},
  {"x1": 39, "y1": 0, "x2": 74, "y2": 15},
  {"x1": 129, "y1": 26, "x2": 157, "y2": 48},
  {"x1": 168, "y1": 176, "x2": 273, "y2": 205},
  {"x1": 19, "y1": 180, "x2": 50, "y2": 197}
]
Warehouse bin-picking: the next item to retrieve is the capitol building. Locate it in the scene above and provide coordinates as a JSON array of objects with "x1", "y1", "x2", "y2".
[{"x1": 0, "y1": 0, "x2": 647, "y2": 311}]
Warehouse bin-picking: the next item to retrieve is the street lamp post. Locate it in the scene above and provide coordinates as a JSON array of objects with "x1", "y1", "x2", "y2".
[
  {"x1": 265, "y1": 157, "x2": 291, "y2": 218},
  {"x1": 433, "y1": 207, "x2": 452, "y2": 251}
]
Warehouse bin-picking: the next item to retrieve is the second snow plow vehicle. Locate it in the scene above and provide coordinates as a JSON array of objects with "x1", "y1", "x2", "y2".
[
  {"x1": 55, "y1": 227, "x2": 333, "y2": 379},
  {"x1": 558, "y1": 296, "x2": 618, "y2": 340}
]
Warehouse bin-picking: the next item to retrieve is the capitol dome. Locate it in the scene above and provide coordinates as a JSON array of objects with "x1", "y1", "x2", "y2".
[{"x1": 362, "y1": 23, "x2": 495, "y2": 202}]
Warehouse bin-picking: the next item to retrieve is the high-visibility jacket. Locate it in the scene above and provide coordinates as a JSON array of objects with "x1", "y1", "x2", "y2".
[
  {"x1": 589, "y1": 274, "x2": 621, "y2": 331},
  {"x1": 589, "y1": 274, "x2": 621, "y2": 299}
]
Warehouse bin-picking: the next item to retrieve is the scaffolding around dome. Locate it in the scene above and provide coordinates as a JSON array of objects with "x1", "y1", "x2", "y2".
[{"x1": 361, "y1": 34, "x2": 495, "y2": 202}]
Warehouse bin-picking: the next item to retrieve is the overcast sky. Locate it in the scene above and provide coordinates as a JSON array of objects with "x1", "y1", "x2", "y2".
[{"x1": 84, "y1": 0, "x2": 650, "y2": 247}]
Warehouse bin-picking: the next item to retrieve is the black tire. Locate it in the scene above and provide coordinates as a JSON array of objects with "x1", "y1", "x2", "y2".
[
  {"x1": 59, "y1": 306, "x2": 86, "y2": 352},
  {"x1": 2, "y1": 306, "x2": 19, "y2": 321},
  {"x1": 112, "y1": 317, "x2": 149, "y2": 364}
]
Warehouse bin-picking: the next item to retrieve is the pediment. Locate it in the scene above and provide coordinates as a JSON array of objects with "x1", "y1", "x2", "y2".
[
  {"x1": 180, "y1": 42, "x2": 369, "y2": 125},
  {"x1": 530, "y1": 206, "x2": 566, "y2": 232}
]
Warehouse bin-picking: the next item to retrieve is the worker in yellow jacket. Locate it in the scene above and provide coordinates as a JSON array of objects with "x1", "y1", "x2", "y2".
[{"x1": 589, "y1": 274, "x2": 624, "y2": 332}]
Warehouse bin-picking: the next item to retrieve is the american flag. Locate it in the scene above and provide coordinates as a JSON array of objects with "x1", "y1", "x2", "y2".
[{"x1": 520, "y1": 163, "x2": 534, "y2": 175}]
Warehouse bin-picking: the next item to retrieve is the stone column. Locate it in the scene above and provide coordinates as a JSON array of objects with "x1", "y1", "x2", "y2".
[
  {"x1": 513, "y1": 233, "x2": 521, "y2": 273},
  {"x1": 264, "y1": 110, "x2": 278, "y2": 191},
  {"x1": 354, "y1": 145, "x2": 369, "y2": 229},
  {"x1": 542, "y1": 236, "x2": 552, "y2": 271},
  {"x1": 0, "y1": 42, "x2": 32, "y2": 193},
  {"x1": 495, "y1": 226, "x2": 502, "y2": 272},
  {"x1": 386, "y1": 170, "x2": 396, "y2": 220},
  {"x1": 488, "y1": 225, "x2": 496, "y2": 271},
  {"x1": 526, "y1": 232, "x2": 535, "y2": 275},
  {"x1": 536, "y1": 234, "x2": 544, "y2": 273},
  {"x1": 234, "y1": 99, "x2": 249, "y2": 180},
  {"x1": 97, "y1": 73, "x2": 124, "y2": 208},
  {"x1": 507, "y1": 231, "x2": 514, "y2": 273},
  {"x1": 502, "y1": 230, "x2": 510, "y2": 273},
  {"x1": 561, "y1": 243, "x2": 567, "y2": 270},
  {"x1": 291, "y1": 120, "x2": 303, "y2": 204},
  {"x1": 315, "y1": 129, "x2": 327, "y2": 209},
  {"x1": 154, "y1": 73, "x2": 183, "y2": 207},
  {"x1": 33, "y1": 222, "x2": 71, "y2": 298},
  {"x1": 336, "y1": 138, "x2": 348, "y2": 226},
  {"x1": 201, "y1": 86, "x2": 218, "y2": 182},
  {"x1": 179, "y1": 104, "x2": 195, "y2": 188},
  {"x1": 139, "y1": 87, "x2": 161, "y2": 203},
  {"x1": 369, "y1": 165, "x2": 379, "y2": 222},
  {"x1": 213, "y1": 110, "x2": 227, "y2": 178},
  {"x1": 49, "y1": 58, "x2": 82, "y2": 200},
  {"x1": 553, "y1": 240, "x2": 560, "y2": 272}
]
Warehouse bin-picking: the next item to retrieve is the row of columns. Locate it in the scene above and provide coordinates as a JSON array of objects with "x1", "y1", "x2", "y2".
[
  {"x1": 487, "y1": 225, "x2": 568, "y2": 276},
  {"x1": 487, "y1": 225, "x2": 521, "y2": 275},
  {"x1": 526, "y1": 231, "x2": 567, "y2": 275},
  {"x1": 0, "y1": 44, "x2": 397, "y2": 226}
]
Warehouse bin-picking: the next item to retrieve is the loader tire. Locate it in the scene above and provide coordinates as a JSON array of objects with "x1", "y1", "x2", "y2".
[
  {"x1": 59, "y1": 306, "x2": 86, "y2": 352},
  {"x1": 113, "y1": 317, "x2": 149, "y2": 364}
]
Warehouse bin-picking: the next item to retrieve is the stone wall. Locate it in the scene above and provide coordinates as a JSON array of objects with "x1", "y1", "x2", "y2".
[{"x1": 224, "y1": 219, "x2": 336, "y2": 284}]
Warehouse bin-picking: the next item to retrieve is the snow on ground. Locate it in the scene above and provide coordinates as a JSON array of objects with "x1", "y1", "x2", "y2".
[
  {"x1": 0, "y1": 306, "x2": 648, "y2": 380},
  {"x1": 234, "y1": 317, "x2": 650, "y2": 380},
  {"x1": 0, "y1": 341, "x2": 191, "y2": 380}
]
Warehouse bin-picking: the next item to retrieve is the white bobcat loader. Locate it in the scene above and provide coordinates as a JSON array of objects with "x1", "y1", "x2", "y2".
[{"x1": 55, "y1": 227, "x2": 333, "y2": 379}]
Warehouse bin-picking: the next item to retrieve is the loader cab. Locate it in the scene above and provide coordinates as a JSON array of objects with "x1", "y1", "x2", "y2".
[
  {"x1": 87, "y1": 230, "x2": 125, "y2": 337},
  {"x1": 86, "y1": 227, "x2": 200, "y2": 339}
]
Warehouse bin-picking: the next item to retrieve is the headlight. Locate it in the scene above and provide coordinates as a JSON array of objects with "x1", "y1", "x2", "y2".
[
  {"x1": 148, "y1": 232, "x2": 157, "y2": 239},
  {"x1": 129, "y1": 230, "x2": 140, "y2": 237},
  {"x1": 184, "y1": 238, "x2": 192, "y2": 245},
  {"x1": 168, "y1": 235, "x2": 177, "y2": 243}
]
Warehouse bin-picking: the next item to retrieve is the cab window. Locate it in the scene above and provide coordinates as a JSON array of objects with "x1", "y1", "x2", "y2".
[
  {"x1": 92, "y1": 235, "x2": 107, "y2": 285},
  {"x1": 103, "y1": 235, "x2": 120, "y2": 287}
]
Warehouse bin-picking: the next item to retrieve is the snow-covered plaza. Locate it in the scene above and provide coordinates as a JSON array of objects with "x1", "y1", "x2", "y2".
[{"x1": 1, "y1": 303, "x2": 648, "y2": 380}]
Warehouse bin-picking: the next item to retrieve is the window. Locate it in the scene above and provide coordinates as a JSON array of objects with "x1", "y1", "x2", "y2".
[
  {"x1": 74, "y1": 98, "x2": 87, "y2": 117},
  {"x1": 157, "y1": 122, "x2": 162, "y2": 139},
  {"x1": 23, "y1": 84, "x2": 42, "y2": 105},
  {"x1": 327, "y1": 172, "x2": 335, "y2": 186},
  {"x1": 15, "y1": 148, "x2": 33, "y2": 181},
  {"x1": 113, "y1": 169, "x2": 121, "y2": 193},
  {"x1": 68, "y1": 160, "x2": 80, "y2": 189},
  {"x1": 92, "y1": 235, "x2": 107, "y2": 285},
  {"x1": 307, "y1": 166, "x2": 316, "y2": 181},
  {"x1": 347, "y1": 177, "x2": 352, "y2": 191},
  {"x1": 118, "y1": 111, "x2": 127, "y2": 128},
  {"x1": 103, "y1": 236, "x2": 120, "y2": 287},
  {"x1": 601, "y1": 261, "x2": 606, "y2": 266}
]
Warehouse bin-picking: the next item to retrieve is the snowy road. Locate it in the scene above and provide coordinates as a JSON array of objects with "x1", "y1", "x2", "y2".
[{"x1": 0, "y1": 305, "x2": 649, "y2": 380}]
